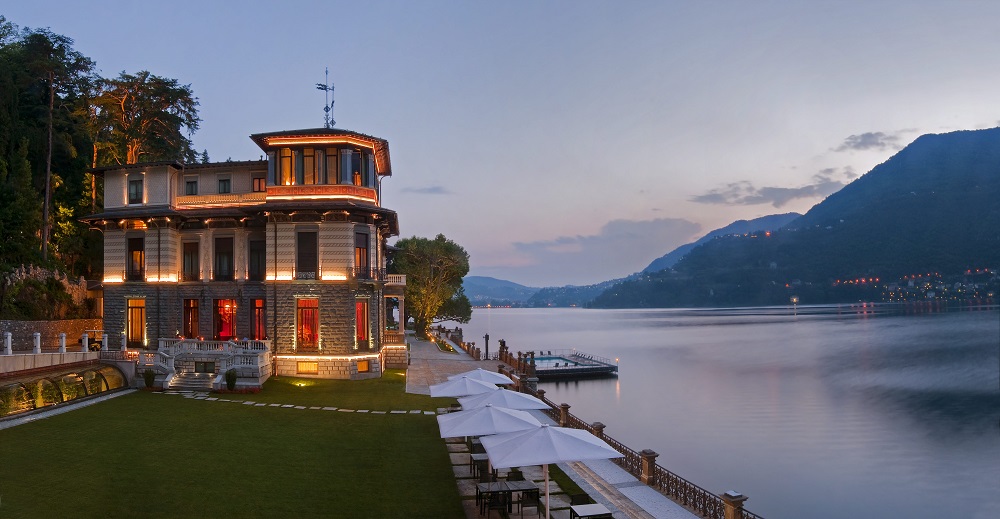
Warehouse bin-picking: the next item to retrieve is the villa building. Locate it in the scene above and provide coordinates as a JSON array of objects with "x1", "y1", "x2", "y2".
[{"x1": 82, "y1": 127, "x2": 407, "y2": 382}]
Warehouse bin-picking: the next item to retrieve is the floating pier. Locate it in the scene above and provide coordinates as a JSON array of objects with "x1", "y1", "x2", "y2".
[{"x1": 530, "y1": 349, "x2": 618, "y2": 380}]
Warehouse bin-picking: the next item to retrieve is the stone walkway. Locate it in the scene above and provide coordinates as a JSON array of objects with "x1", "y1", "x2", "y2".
[{"x1": 406, "y1": 333, "x2": 698, "y2": 519}]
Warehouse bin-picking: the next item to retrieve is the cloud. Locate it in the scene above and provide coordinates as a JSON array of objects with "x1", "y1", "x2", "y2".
[
  {"x1": 400, "y1": 185, "x2": 451, "y2": 195},
  {"x1": 691, "y1": 167, "x2": 854, "y2": 208},
  {"x1": 483, "y1": 218, "x2": 701, "y2": 286},
  {"x1": 834, "y1": 131, "x2": 901, "y2": 152}
]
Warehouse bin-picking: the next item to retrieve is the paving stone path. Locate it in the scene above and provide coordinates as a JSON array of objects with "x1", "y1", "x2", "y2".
[{"x1": 155, "y1": 390, "x2": 437, "y2": 415}]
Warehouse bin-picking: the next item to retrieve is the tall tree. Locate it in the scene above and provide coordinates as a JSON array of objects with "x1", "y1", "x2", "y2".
[
  {"x1": 0, "y1": 139, "x2": 43, "y2": 267},
  {"x1": 19, "y1": 28, "x2": 94, "y2": 259},
  {"x1": 95, "y1": 70, "x2": 200, "y2": 164},
  {"x1": 389, "y1": 234, "x2": 472, "y2": 335}
]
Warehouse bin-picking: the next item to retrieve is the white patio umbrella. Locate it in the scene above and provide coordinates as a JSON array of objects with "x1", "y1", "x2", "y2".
[
  {"x1": 436, "y1": 404, "x2": 542, "y2": 438},
  {"x1": 447, "y1": 367, "x2": 514, "y2": 385},
  {"x1": 480, "y1": 424, "x2": 624, "y2": 516},
  {"x1": 458, "y1": 388, "x2": 549, "y2": 410},
  {"x1": 429, "y1": 376, "x2": 499, "y2": 397}
]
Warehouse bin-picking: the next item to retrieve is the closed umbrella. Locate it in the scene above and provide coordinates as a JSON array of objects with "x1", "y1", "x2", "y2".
[
  {"x1": 480, "y1": 424, "x2": 624, "y2": 516},
  {"x1": 458, "y1": 388, "x2": 549, "y2": 410},
  {"x1": 429, "y1": 376, "x2": 499, "y2": 397},
  {"x1": 448, "y1": 368, "x2": 514, "y2": 385},
  {"x1": 436, "y1": 404, "x2": 542, "y2": 438}
]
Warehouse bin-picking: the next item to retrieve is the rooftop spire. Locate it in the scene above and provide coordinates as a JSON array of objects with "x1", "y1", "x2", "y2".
[{"x1": 316, "y1": 67, "x2": 335, "y2": 128}]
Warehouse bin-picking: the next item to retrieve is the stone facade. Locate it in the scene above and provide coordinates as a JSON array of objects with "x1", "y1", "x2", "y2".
[
  {"x1": 275, "y1": 354, "x2": 381, "y2": 380},
  {"x1": 85, "y1": 128, "x2": 404, "y2": 380}
]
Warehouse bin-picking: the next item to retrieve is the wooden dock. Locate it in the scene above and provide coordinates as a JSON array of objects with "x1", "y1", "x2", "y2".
[{"x1": 530, "y1": 350, "x2": 618, "y2": 380}]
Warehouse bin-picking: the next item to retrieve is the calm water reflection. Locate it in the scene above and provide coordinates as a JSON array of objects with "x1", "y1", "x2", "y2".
[{"x1": 450, "y1": 306, "x2": 1000, "y2": 519}]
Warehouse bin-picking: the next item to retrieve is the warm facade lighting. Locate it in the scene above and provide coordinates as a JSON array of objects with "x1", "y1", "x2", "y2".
[{"x1": 146, "y1": 274, "x2": 178, "y2": 283}]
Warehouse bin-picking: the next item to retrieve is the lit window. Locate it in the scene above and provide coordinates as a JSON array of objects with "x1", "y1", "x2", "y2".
[
  {"x1": 297, "y1": 361, "x2": 319, "y2": 375},
  {"x1": 127, "y1": 299, "x2": 145, "y2": 347},
  {"x1": 252, "y1": 177, "x2": 266, "y2": 192},
  {"x1": 357, "y1": 359, "x2": 370, "y2": 373},
  {"x1": 297, "y1": 298, "x2": 319, "y2": 351},
  {"x1": 213, "y1": 299, "x2": 237, "y2": 341},
  {"x1": 355, "y1": 299, "x2": 369, "y2": 348},
  {"x1": 127, "y1": 238, "x2": 144, "y2": 281},
  {"x1": 128, "y1": 178, "x2": 143, "y2": 204}
]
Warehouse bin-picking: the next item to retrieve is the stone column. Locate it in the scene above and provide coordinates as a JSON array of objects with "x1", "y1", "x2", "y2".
[
  {"x1": 639, "y1": 449, "x2": 658, "y2": 484},
  {"x1": 121, "y1": 331, "x2": 128, "y2": 351},
  {"x1": 33, "y1": 332, "x2": 41, "y2": 354},
  {"x1": 3, "y1": 332, "x2": 11, "y2": 355},
  {"x1": 81, "y1": 333, "x2": 89, "y2": 352},
  {"x1": 721, "y1": 491, "x2": 749, "y2": 519},
  {"x1": 559, "y1": 403, "x2": 570, "y2": 427},
  {"x1": 535, "y1": 389, "x2": 545, "y2": 401},
  {"x1": 59, "y1": 333, "x2": 66, "y2": 353},
  {"x1": 592, "y1": 422, "x2": 606, "y2": 438},
  {"x1": 101, "y1": 335, "x2": 108, "y2": 351}
]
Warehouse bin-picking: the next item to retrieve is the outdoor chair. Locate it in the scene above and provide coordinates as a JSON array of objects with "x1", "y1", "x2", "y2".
[
  {"x1": 570, "y1": 493, "x2": 592, "y2": 505},
  {"x1": 485, "y1": 491, "x2": 508, "y2": 517},
  {"x1": 506, "y1": 469, "x2": 525, "y2": 481},
  {"x1": 518, "y1": 488, "x2": 542, "y2": 518}
]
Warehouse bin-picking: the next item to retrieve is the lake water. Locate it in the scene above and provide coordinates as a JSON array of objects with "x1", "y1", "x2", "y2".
[{"x1": 448, "y1": 306, "x2": 1000, "y2": 519}]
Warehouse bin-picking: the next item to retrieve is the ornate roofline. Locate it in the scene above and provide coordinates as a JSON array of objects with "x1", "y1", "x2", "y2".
[{"x1": 249, "y1": 128, "x2": 392, "y2": 176}]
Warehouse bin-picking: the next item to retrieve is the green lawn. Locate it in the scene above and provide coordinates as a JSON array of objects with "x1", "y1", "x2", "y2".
[
  {"x1": 0, "y1": 371, "x2": 464, "y2": 518},
  {"x1": 223, "y1": 370, "x2": 458, "y2": 410}
]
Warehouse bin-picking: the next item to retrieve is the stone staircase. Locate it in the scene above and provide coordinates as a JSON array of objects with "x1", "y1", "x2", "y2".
[{"x1": 169, "y1": 372, "x2": 215, "y2": 392}]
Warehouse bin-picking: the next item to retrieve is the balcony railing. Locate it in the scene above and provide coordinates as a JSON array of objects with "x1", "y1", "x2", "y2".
[
  {"x1": 383, "y1": 331, "x2": 405, "y2": 344},
  {"x1": 175, "y1": 192, "x2": 266, "y2": 208},
  {"x1": 385, "y1": 274, "x2": 406, "y2": 285},
  {"x1": 352, "y1": 267, "x2": 386, "y2": 281}
]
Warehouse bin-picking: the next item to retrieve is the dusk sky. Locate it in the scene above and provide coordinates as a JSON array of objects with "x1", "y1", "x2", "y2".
[{"x1": 8, "y1": 1, "x2": 1000, "y2": 287}]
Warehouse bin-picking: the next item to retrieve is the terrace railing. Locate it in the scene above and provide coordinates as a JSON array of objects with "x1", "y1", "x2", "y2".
[
  {"x1": 518, "y1": 384, "x2": 764, "y2": 519},
  {"x1": 352, "y1": 267, "x2": 386, "y2": 281}
]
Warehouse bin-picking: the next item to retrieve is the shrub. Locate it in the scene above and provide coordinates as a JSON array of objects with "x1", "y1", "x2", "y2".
[
  {"x1": 142, "y1": 369, "x2": 156, "y2": 388},
  {"x1": 225, "y1": 369, "x2": 238, "y2": 391}
]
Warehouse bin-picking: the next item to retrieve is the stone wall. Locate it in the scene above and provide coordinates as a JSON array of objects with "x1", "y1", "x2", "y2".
[
  {"x1": 0, "y1": 352, "x2": 100, "y2": 375},
  {"x1": 103, "y1": 283, "x2": 268, "y2": 347},
  {"x1": 275, "y1": 354, "x2": 381, "y2": 380},
  {"x1": 381, "y1": 344, "x2": 409, "y2": 369},
  {"x1": 2, "y1": 264, "x2": 89, "y2": 306},
  {"x1": 0, "y1": 319, "x2": 104, "y2": 351}
]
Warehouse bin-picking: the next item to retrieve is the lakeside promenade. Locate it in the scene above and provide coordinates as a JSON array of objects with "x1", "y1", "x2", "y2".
[{"x1": 405, "y1": 332, "x2": 698, "y2": 519}]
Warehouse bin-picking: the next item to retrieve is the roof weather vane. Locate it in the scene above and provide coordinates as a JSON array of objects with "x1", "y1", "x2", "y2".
[{"x1": 316, "y1": 67, "x2": 335, "y2": 128}]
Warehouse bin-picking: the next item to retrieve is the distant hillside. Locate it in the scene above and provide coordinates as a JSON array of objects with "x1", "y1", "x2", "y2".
[
  {"x1": 593, "y1": 128, "x2": 1000, "y2": 308},
  {"x1": 643, "y1": 213, "x2": 800, "y2": 273},
  {"x1": 526, "y1": 279, "x2": 623, "y2": 308},
  {"x1": 463, "y1": 276, "x2": 539, "y2": 306}
]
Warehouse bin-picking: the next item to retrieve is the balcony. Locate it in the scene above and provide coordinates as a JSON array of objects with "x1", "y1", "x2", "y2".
[
  {"x1": 352, "y1": 267, "x2": 386, "y2": 281},
  {"x1": 266, "y1": 184, "x2": 378, "y2": 204},
  {"x1": 175, "y1": 192, "x2": 265, "y2": 208},
  {"x1": 386, "y1": 274, "x2": 406, "y2": 286}
]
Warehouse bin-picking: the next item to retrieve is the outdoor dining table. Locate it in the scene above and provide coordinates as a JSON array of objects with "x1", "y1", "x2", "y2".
[
  {"x1": 569, "y1": 502, "x2": 613, "y2": 519},
  {"x1": 476, "y1": 481, "x2": 511, "y2": 515},
  {"x1": 504, "y1": 480, "x2": 540, "y2": 513},
  {"x1": 470, "y1": 452, "x2": 490, "y2": 477}
]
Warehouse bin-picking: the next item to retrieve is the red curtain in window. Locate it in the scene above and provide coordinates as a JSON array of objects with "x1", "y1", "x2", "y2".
[
  {"x1": 297, "y1": 299, "x2": 319, "y2": 349},
  {"x1": 355, "y1": 300, "x2": 368, "y2": 342}
]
